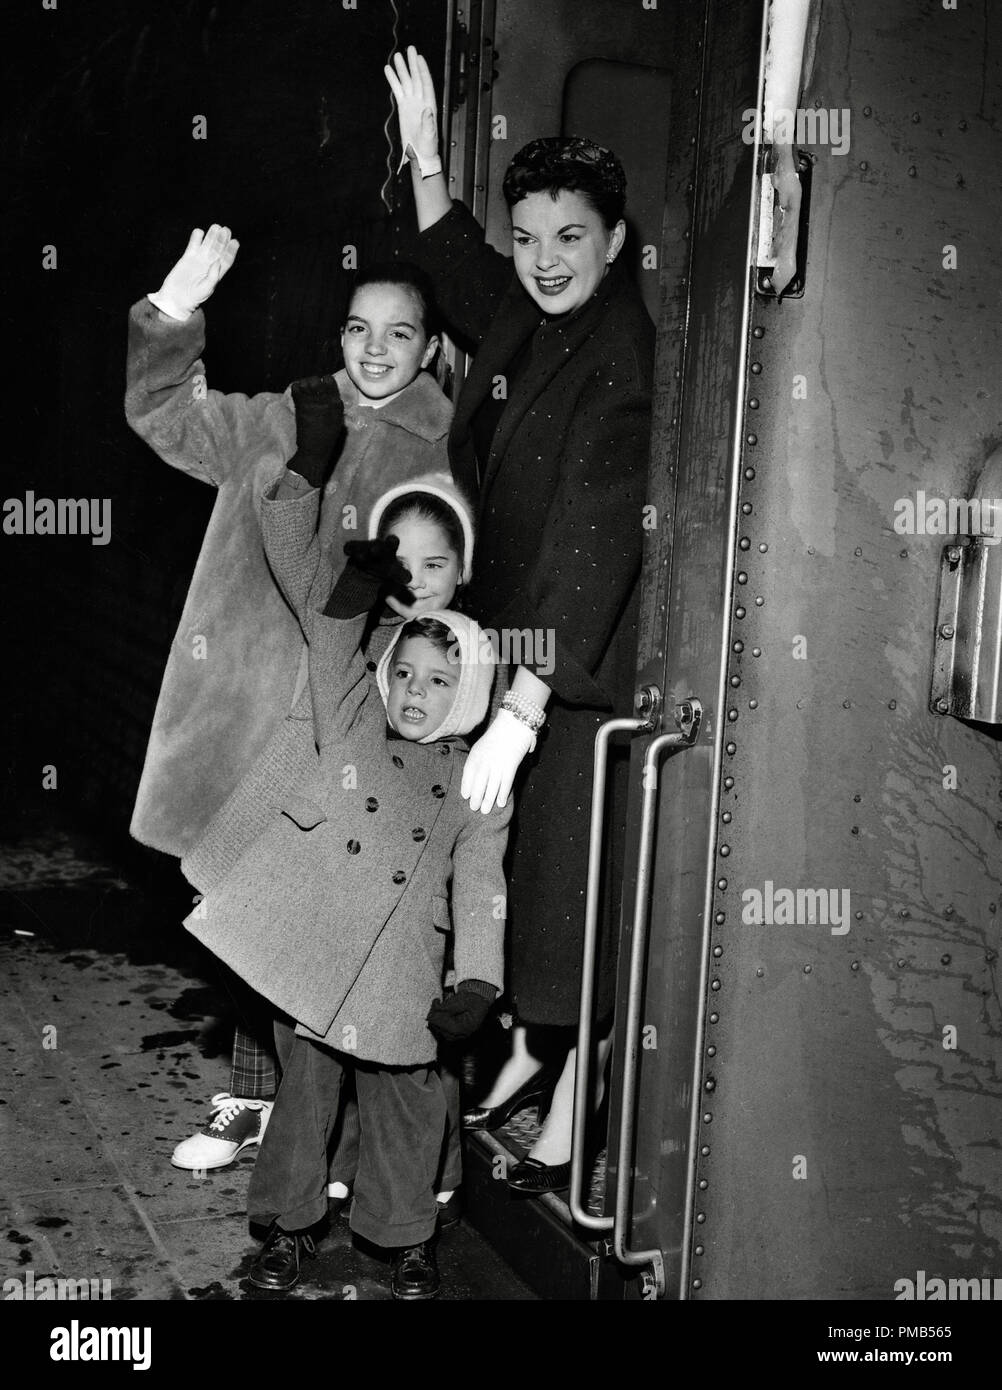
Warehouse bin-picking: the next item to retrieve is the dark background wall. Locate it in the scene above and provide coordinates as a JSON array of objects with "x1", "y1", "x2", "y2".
[{"x1": 1, "y1": 0, "x2": 446, "y2": 840}]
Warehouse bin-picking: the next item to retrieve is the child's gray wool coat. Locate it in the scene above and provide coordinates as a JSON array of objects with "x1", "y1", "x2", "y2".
[{"x1": 185, "y1": 487, "x2": 510, "y2": 1067}]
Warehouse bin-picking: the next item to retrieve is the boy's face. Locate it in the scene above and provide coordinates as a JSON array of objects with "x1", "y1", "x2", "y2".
[
  {"x1": 384, "y1": 516, "x2": 461, "y2": 618},
  {"x1": 385, "y1": 635, "x2": 459, "y2": 741},
  {"x1": 341, "y1": 283, "x2": 439, "y2": 402}
]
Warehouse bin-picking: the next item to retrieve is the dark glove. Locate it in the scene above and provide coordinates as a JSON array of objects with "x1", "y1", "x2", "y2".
[
  {"x1": 288, "y1": 375, "x2": 345, "y2": 489},
  {"x1": 322, "y1": 536, "x2": 413, "y2": 618},
  {"x1": 344, "y1": 537, "x2": 412, "y2": 592},
  {"x1": 426, "y1": 981, "x2": 495, "y2": 1042}
]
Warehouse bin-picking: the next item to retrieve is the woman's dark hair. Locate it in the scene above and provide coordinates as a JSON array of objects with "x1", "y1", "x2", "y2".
[
  {"x1": 347, "y1": 260, "x2": 440, "y2": 338},
  {"x1": 377, "y1": 493, "x2": 466, "y2": 578},
  {"x1": 397, "y1": 616, "x2": 459, "y2": 663},
  {"x1": 502, "y1": 136, "x2": 627, "y2": 229}
]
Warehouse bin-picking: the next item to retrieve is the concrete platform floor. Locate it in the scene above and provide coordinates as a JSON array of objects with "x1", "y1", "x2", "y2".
[{"x1": 0, "y1": 816, "x2": 535, "y2": 1301}]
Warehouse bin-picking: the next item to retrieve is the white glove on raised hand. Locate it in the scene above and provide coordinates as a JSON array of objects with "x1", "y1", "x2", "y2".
[
  {"x1": 461, "y1": 710, "x2": 536, "y2": 815},
  {"x1": 384, "y1": 46, "x2": 442, "y2": 177},
  {"x1": 148, "y1": 224, "x2": 240, "y2": 322}
]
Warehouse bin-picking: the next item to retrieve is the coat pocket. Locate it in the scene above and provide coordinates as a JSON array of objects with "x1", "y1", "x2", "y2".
[{"x1": 414, "y1": 895, "x2": 451, "y2": 976}]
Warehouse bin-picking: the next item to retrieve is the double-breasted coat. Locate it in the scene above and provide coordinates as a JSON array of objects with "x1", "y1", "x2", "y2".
[
  {"x1": 406, "y1": 202, "x2": 655, "y2": 1025},
  {"x1": 124, "y1": 298, "x2": 452, "y2": 860},
  {"x1": 184, "y1": 486, "x2": 510, "y2": 1066}
]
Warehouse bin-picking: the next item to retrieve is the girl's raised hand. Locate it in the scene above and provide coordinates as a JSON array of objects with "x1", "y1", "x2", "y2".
[
  {"x1": 149, "y1": 225, "x2": 240, "y2": 323},
  {"x1": 383, "y1": 45, "x2": 440, "y2": 170}
]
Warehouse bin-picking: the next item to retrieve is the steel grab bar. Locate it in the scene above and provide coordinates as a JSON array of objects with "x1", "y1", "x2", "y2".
[
  {"x1": 569, "y1": 714, "x2": 650, "y2": 1232},
  {"x1": 570, "y1": 697, "x2": 702, "y2": 1291}
]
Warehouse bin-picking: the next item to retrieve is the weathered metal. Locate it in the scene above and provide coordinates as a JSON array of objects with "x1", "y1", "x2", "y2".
[{"x1": 615, "y1": 0, "x2": 1002, "y2": 1300}]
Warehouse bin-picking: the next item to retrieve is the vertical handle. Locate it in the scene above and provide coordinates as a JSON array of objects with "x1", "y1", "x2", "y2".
[
  {"x1": 569, "y1": 713, "x2": 649, "y2": 1231},
  {"x1": 613, "y1": 704, "x2": 701, "y2": 1288},
  {"x1": 570, "y1": 697, "x2": 702, "y2": 1297}
]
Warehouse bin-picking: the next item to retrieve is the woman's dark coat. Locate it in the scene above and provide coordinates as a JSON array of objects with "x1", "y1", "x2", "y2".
[{"x1": 408, "y1": 203, "x2": 654, "y2": 1025}]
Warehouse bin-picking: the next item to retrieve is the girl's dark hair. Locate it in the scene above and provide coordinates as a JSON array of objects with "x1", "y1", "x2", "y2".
[
  {"x1": 377, "y1": 493, "x2": 465, "y2": 578},
  {"x1": 347, "y1": 260, "x2": 440, "y2": 338},
  {"x1": 502, "y1": 136, "x2": 627, "y2": 229},
  {"x1": 397, "y1": 616, "x2": 458, "y2": 662}
]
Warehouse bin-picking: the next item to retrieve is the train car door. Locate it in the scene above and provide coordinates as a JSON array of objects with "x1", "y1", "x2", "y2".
[
  {"x1": 588, "y1": 0, "x2": 1002, "y2": 1301},
  {"x1": 425, "y1": 0, "x2": 681, "y2": 1299}
]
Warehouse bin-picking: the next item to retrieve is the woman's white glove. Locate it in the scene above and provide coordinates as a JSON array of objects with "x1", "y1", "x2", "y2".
[
  {"x1": 148, "y1": 224, "x2": 240, "y2": 322},
  {"x1": 384, "y1": 46, "x2": 442, "y2": 177},
  {"x1": 461, "y1": 710, "x2": 535, "y2": 815}
]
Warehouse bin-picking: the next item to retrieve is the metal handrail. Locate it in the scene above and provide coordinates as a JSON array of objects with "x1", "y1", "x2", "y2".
[
  {"x1": 569, "y1": 714, "x2": 650, "y2": 1231},
  {"x1": 570, "y1": 695, "x2": 702, "y2": 1298},
  {"x1": 613, "y1": 719, "x2": 699, "y2": 1274}
]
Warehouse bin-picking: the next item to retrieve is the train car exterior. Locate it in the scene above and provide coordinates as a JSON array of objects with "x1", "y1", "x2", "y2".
[{"x1": 444, "y1": 0, "x2": 1002, "y2": 1300}]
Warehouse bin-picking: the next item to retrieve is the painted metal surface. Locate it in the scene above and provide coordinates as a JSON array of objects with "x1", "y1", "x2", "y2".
[
  {"x1": 606, "y1": 0, "x2": 765, "y2": 1300},
  {"x1": 617, "y1": 0, "x2": 1002, "y2": 1299}
]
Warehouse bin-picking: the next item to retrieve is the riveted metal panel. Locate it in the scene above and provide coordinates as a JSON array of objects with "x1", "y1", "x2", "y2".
[
  {"x1": 673, "y1": 0, "x2": 1002, "y2": 1300},
  {"x1": 612, "y1": 0, "x2": 1002, "y2": 1301},
  {"x1": 605, "y1": 0, "x2": 764, "y2": 1299}
]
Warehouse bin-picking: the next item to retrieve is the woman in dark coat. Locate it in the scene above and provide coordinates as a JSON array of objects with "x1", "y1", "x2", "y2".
[{"x1": 385, "y1": 48, "x2": 654, "y2": 1190}]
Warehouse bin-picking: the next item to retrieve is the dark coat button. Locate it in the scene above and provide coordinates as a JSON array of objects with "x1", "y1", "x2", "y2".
[
  {"x1": 365, "y1": 797, "x2": 378, "y2": 812},
  {"x1": 392, "y1": 755, "x2": 404, "y2": 768},
  {"x1": 439, "y1": 744, "x2": 450, "y2": 756},
  {"x1": 366, "y1": 660, "x2": 377, "y2": 671},
  {"x1": 347, "y1": 840, "x2": 361, "y2": 855},
  {"x1": 432, "y1": 785, "x2": 445, "y2": 799},
  {"x1": 412, "y1": 828, "x2": 426, "y2": 842},
  {"x1": 392, "y1": 870, "x2": 406, "y2": 884}
]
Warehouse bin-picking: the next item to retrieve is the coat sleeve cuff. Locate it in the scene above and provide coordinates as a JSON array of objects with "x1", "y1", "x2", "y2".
[
  {"x1": 322, "y1": 564, "x2": 382, "y2": 619},
  {"x1": 456, "y1": 978, "x2": 499, "y2": 1000},
  {"x1": 486, "y1": 596, "x2": 613, "y2": 708}
]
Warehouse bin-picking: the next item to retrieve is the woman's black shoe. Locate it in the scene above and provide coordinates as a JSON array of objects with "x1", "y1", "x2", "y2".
[
  {"x1": 390, "y1": 1239, "x2": 440, "y2": 1299},
  {"x1": 506, "y1": 1156, "x2": 571, "y2": 1194},
  {"x1": 461, "y1": 1061, "x2": 563, "y2": 1132},
  {"x1": 248, "y1": 1222, "x2": 316, "y2": 1291},
  {"x1": 506, "y1": 1084, "x2": 610, "y2": 1195}
]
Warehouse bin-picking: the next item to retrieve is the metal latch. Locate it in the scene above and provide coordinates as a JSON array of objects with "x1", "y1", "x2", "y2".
[
  {"x1": 755, "y1": 148, "x2": 812, "y2": 299},
  {"x1": 931, "y1": 538, "x2": 1002, "y2": 722},
  {"x1": 673, "y1": 698, "x2": 702, "y2": 742}
]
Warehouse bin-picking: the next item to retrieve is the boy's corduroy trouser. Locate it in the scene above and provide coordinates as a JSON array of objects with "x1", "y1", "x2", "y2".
[{"x1": 248, "y1": 1018, "x2": 446, "y2": 1248}]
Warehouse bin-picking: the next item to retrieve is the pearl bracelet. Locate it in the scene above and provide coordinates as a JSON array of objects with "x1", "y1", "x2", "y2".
[{"x1": 501, "y1": 691, "x2": 547, "y2": 734}]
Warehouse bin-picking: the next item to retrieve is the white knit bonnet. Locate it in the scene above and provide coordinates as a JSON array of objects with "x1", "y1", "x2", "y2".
[{"x1": 376, "y1": 609, "x2": 496, "y2": 744}]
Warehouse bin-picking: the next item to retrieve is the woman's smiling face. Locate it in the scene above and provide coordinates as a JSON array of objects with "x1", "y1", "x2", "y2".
[
  {"x1": 510, "y1": 188, "x2": 625, "y2": 316},
  {"x1": 383, "y1": 515, "x2": 461, "y2": 618},
  {"x1": 385, "y1": 634, "x2": 458, "y2": 740}
]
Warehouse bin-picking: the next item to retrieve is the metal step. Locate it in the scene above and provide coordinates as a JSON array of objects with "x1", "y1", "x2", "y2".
[{"x1": 459, "y1": 1102, "x2": 618, "y2": 1301}]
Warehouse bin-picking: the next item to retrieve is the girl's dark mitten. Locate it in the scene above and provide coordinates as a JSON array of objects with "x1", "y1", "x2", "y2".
[
  {"x1": 288, "y1": 376, "x2": 345, "y2": 488},
  {"x1": 323, "y1": 536, "x2": 412, "y2": 618}
]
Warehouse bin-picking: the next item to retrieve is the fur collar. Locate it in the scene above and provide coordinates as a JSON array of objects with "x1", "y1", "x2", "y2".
[{"x1": 336, "y1": 367, "x2": 452, "y2": 444}]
